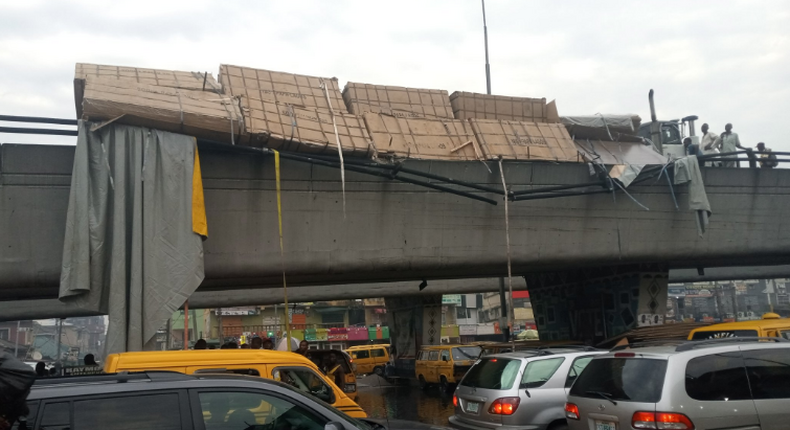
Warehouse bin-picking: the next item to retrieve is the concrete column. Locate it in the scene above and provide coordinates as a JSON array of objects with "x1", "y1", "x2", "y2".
[
  {"x1": 525, "y1": 265, "x2": 669, "y2": 345},
  {"x1": 385, "y1": 294, "x2": 443, "y2": 378}
]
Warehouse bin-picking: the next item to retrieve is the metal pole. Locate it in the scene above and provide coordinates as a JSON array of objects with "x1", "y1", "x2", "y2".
[
  {"x1": 482, "y1": 0, "x2": 492, "y2": 94},
  {"x1": 217, "y1": 308, "x2": 223, "y2": 344},
  {"x1": 56, "y1": 318, "x2": 63, "y2": 371},
  {"x1": 183, "y1": 300, "x2": 190, "y2": 350},
  {"x1": 165, "y1": 318, "x2": 171, "y2": 350},
  {"x1": 14, "y1": 320, "x2": 21, "y2": 357},
  {"x1": 498, "y1": 278, "x2": 509, "y2": 342}
]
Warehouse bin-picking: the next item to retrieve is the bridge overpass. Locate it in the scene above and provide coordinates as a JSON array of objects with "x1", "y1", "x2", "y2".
[{"x1": 2, "y1": 141, "x2": 790, "y2": 325}]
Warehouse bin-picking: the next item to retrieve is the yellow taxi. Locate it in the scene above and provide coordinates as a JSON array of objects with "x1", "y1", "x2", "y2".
[
  {"x1": 688, "y1": 312, "x2": 790, "y2": 340},
  {"x1": 304, "y1": 349, "x2": 358, "y2": 400},
  {"x1": 104, "y1": 349, "x2": 367, "y2": 417},
  {"x1": 345, "y1": 344, "x2": 389, "y2": 376},
  {"x1": 414, "y1": 344, "x2": 481, "y2": 392}
]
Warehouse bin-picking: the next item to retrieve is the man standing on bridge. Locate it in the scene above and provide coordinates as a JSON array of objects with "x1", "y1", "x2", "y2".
[
  {"x1": 756, "y1": 142, "x2": 778, "y2": 169},
  {"x1": 706, "y1": 123, "x2": 746, "y2": 167},
  {"x1": 699, "y1": 123, "x2": 719, "y2": 166}
]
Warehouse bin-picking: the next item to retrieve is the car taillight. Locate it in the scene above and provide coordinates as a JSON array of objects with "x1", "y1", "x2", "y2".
[
  {"x1": 564, "y1": 403, "x2": 580, "y2": 420},
  {"x1": 453, "y1": 395, "x2": 458, "y2": 407},
  {"x1": 633, "y1": 411, "x2": 694, "y2": 429},
  {"x1": 488, "y1": 397, "x2": 520, "y2": 415}
]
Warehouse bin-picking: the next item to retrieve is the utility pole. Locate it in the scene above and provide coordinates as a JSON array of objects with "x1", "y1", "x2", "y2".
[
  {"x1": 481, "y1": 0, "x2": 492, "y2": 94},
  {"x1": 14, "y1": 320, "x2": 21, "y2": 358}
]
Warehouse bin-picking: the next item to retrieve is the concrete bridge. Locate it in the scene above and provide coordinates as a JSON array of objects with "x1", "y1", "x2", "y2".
[{"x1": 2, "y1": 141, "x2": 790, "y2": 326}]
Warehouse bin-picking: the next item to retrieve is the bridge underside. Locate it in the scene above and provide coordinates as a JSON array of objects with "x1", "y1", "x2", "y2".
[{"x1": 3, "y1": 142, "x2": 790, "y2": 321}]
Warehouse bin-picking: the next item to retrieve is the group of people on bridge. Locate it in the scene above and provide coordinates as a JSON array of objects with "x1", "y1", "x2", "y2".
[{"x1": 684, "y1": 122, "x2": 777, "y2": 168}]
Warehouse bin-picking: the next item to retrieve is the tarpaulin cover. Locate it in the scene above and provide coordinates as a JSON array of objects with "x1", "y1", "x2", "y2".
[
  {"x1": 561, "y1": 115, "x2": 642, "y2": 141},
  {"x1": 674, "y1": 155, "x2": 711, "y2": 236},
  {"x1": 575, "y1": 140, "x2": 667, "y2": 165},
  {"x1": 59, "y1": 121, "x2": 206, "y2": 355}
]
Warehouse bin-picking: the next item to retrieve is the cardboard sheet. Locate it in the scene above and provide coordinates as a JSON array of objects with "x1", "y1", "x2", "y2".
[
  {"x1": 363, "y1": 113, "x2": 482, "y2": 161},
  {"x1": 220, "y1": 64, "x2": 346, "y2": 113},
  {"x1": 470, "y1": 119, "x2": 579, "y2": 161},
  {"x1": 343, "y1": 82, "x2": 454, "y2": 119},
  {"x1": 244, "y1": 98, "x2": 374, "y2": 157}
]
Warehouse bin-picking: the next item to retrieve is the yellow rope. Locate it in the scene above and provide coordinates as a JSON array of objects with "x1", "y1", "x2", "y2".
[{"x1": 274, "y1": 150, "x2": 292, "y2": 351}]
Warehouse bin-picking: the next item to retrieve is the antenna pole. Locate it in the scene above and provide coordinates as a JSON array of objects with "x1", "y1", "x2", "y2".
[{"x1": 482, "y1": 0, "x2": 492, "y2": 94}]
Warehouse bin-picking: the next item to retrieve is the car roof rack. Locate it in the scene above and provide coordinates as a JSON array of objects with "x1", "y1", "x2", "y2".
[
  {"x1": 675, "y1": 336, "x2": 789, "y2": 352},
  {"x1": 33, "y1": 370, "x2": 192, "y2": 386},
  {"x1": 611, "y1": 340, "x2": 686, "y2": 351},
  {"x1": 536, "y1": 345, "x2": 599, "y2": 351}
]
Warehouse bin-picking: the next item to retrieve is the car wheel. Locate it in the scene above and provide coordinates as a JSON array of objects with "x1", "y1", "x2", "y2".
[
  {"x1": 373, "y1": 366, "x2": 384, "y2": 376},
  {"x1": 440, "y1": 376, "x2": 451, "y2": 393},
  {"x1": 549, "y1": 422, "x2": 569, "y2": 430},
  {"x1": 419, "y1": 375, "x2": 428, "y2": 390}
]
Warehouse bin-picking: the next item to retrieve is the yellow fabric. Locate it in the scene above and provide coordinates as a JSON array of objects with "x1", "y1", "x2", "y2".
[
  {"x1": 192, "y1": 140, "x2": 208, "y2": 238},
  {"x1": 327, "y1": 365, "x2": 341, "y2": 376}
]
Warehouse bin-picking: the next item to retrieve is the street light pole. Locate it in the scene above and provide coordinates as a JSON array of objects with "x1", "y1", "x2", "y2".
[{"x1": 482, "y1": 0, "x2": 492, "y2": 95}]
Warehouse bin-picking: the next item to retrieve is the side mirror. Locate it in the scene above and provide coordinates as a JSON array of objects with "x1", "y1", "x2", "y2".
[
  {"x1": 443, "y1": 357, "x2": 449, "y2": 362},
  {"x1": 325, "y1": 422, "x2": 344, "y2": 430}
]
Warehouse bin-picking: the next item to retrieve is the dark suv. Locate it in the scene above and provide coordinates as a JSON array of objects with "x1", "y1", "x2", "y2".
[{"x1": 16, "y1": 371, "x2": 440, "y2": 430}]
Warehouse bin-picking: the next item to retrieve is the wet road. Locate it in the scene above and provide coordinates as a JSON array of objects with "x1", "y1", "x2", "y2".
[{"x1": 355, "y1": 375, "x2": 455, "y2": 427}]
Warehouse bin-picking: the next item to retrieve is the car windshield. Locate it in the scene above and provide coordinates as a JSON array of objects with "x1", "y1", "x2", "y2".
[
  {"x1": 690, "y1": 329, "x2": 758, "y2": 340},
  {"x1": 452, "y1": 346, "x2": 482, "y2": 361},
  {"x1": 461, "y1": 358, "x2": 521, "y2": 390},
  {"x1": 570, "y1": 358, "x2": 667, "y2": 403}
]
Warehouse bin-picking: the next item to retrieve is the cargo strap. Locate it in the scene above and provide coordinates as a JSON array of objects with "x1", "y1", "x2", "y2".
[
  {"x1": 320, "y1": 79, "x2": 346, "y2": 218},
  {"x1": 498, "y1": 158, "x2": 515, "y2": 348},
  {"x1": 274, "y1": 150, "x2": 292, "y2": 351}
]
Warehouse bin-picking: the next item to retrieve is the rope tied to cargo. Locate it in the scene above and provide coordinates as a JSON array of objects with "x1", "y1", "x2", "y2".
[
  {"x1": 320, "y1": 79, "x2": 346, "y2": 218},
  {"x1": 498, "y1": 157, "x2": 516, "y2": 349},
  {"x1": 273, "y1": 149, "x2": 292, "y2": 351},
  {"x1": 199, "y1": 72, "x2": 237, "y2": 145}
]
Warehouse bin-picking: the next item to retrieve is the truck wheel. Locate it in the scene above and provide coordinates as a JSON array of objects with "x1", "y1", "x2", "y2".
[
  {"x1": 373, "y1": 366, "x2": 384, "y2": 376},
  {"x1": 419, "y1": 375, "x2": 428, "y2": 390},
  {"x1": 440, "y1": 376, "x2": 451, "y2": 393}
]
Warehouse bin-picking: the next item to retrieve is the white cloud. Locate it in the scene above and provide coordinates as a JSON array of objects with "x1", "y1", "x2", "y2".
[{"x1": 1, "y1": 0, "x2": 787, "y2": 151}]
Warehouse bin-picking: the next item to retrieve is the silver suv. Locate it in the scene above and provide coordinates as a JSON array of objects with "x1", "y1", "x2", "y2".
[
  {"x1": 566, "y1": 337, "x2": 790, "y2": 430},
  {"x1": 451, "y1": 347, "x2": 606, "y2": 430}
]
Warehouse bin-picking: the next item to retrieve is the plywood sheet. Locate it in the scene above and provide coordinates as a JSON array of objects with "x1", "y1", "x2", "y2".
[
  {"x1": 244, "y1": 98, "x2": 373, "y2": 157},
  {"x1": 470, "y1": 119, "x2": 579, "y2": 162},
  {"x1": 220, "y1": 64, "x2": 346, "y2": 113},
  {"x1": 343, "y1": 82, "x2": 454, "y2": 119},
  {"x1": 363, "y1": 113, "x2": 482, "y2": 161}
]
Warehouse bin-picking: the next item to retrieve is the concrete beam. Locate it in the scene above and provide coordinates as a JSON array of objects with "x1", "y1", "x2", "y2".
[
  {"x1": 4, "y1": 142, "x2": 790, "y2": 302},
  {"x1": 668, "y1": 265, "x2": 790, "y2": 283},
  {"x1": 0, "y1": 277, "x2": 524, "y2": 321}
]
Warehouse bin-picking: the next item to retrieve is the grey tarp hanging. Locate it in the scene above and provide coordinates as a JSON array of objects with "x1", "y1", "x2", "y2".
[
  {"x1": 674, "y1": 155, "x2": 712, "y2": 237},
  {"x1": 59, "y1": 120, "x2": 205, "y2": 355}
]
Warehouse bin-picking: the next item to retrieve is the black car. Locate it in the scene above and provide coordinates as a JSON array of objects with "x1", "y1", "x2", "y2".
[{"x1": 15, "y1": 371, "x2": 448, "y2": 430}]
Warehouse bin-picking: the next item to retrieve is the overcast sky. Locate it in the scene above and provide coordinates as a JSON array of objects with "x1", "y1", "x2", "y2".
[{"x1": 1, "y1": 0, "x2": 788, "y2": 150}]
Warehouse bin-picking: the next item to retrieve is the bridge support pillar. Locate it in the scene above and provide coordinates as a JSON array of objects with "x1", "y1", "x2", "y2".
[
  {"x1": 385, "y1": 294, "x2": 443, "y2": 378},
  {"x1": 525, "y1": 265, "x2": 668, "y2": 345}
]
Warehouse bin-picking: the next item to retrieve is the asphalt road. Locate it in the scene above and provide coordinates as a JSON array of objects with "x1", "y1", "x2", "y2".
[{"x1": 355, "y1": 374, "x2": 456, "y2": 427}]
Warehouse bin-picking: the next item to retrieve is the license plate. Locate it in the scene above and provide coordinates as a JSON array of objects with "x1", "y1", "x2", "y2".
[
  {"x1": 595, "y1": 421, "x2": 616, "y2": 430},
  {"x1": 466, "y1": 402, "x2": 479, "y2": 413},
  {"x1": 344, "y1": 384, "x2": 356, "y2": 392}
]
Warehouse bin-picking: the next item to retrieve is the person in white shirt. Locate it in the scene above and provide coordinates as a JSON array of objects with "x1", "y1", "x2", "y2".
[
  {"x1": 699, "y1": 123, "x2": 719, "y2": 166},
  {"x1": 706, "y1": 123, "x2": 746, "y2": 167}
]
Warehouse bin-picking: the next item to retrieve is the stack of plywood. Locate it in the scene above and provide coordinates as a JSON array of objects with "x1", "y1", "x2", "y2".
[
  {"x1": 363, "y1": 113, "x2": 483, "y2": 161},
  {"x1": 469, "y1": 119, "x2": 579, "y2": 162},
  {"x1": 219, "y1": 64, "x2": 346, "y2": 113},
  {"x1": 243, "y1": 98, "x2": 374, "y2": 157},
  {"x1": 74, "y1": 64, "x2": 244, "y2": 142},
  {"x1": 449, "y1": 91, "x2": 559, "y2": 123},
  {"x1": 74, "y1": 63, "x2": 220, "y2": 117},
  {"x1": 78, "y1": 77, "x2": 244, "y2": 142},
  {"x1": 343, "y1": 82, "x2": 454, "y2": 119}
]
